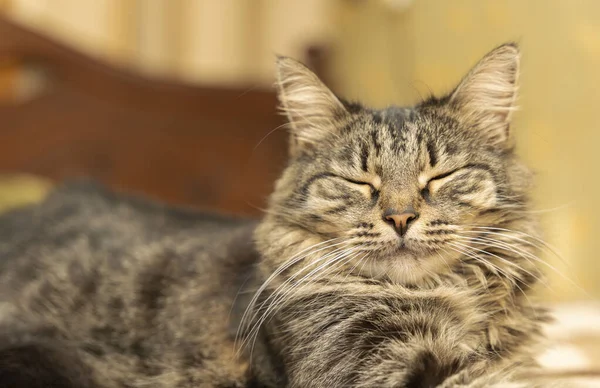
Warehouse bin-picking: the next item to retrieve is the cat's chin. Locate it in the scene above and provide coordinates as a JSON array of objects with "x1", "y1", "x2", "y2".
[{"x1": 362, "y1": 248, "x2": 450, "y2": 286}]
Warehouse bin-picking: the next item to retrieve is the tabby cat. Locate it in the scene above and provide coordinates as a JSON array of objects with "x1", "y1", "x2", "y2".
[{"x1": 0, "y1": 43, "x2": 554, "y2": 387}]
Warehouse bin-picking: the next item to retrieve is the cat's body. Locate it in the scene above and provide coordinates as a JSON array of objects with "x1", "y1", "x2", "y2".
[
  {"x1": 0, "y1": 183, "x2": 261, "y2": 387},
  {"x1": 0, "y1": 44, "x2": 560, "y2": 387}
]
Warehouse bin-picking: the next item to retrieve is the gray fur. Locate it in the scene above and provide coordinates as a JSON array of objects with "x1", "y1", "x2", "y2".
[{"x1": 0, "y1": 182, "x2": 259, "y2": 387}]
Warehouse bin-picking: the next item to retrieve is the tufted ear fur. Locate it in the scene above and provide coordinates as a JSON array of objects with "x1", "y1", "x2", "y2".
[
  {"x1": 449, "y1": 43, "x2": 520, "y2": 148},
  {"x1": 275, "y1": 56, "x2": 348, "y2": 156}
]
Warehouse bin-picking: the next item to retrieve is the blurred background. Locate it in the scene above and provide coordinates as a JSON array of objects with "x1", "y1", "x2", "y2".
[{"x1": 0, "y1": 0, "x2": 598, "y2": 307}]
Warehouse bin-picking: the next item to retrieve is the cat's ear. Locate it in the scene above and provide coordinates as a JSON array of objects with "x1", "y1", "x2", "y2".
[
  {"x1": 449, "y1": 43, "x2": 520, "y2": 148},
  {"x1": 275, "y1": 56, "x2": 348, "y2": 156}
]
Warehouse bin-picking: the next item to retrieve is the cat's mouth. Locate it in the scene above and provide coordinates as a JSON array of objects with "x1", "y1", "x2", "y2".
[
  {"x1": 371, "y1": 240, "x2": 418, "y2": 260},
  {"x1": 383, "y1": 238, "x2": 441, "y2": 259}
]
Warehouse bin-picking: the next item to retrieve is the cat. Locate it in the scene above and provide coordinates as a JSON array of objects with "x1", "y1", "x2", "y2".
[
  {"x1": 0, "y1": 43, "x2": 555, "y2": 388},
  {"x1": 247, "y1": 42, "x2": 553, "y2": 387}
]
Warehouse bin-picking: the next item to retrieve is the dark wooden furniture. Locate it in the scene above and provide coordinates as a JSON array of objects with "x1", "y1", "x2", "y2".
[{"x1": 0, "y1": 17, "x2": 289, "y2": 215}]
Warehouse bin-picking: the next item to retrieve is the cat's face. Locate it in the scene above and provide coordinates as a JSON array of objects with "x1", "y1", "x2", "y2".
[{"x1": 266, "y1": 44, "x2": 532, "y2": 285}]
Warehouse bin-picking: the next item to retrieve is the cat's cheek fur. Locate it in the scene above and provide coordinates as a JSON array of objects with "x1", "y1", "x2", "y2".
[{"x1": 457, "y1": 182, "x2": 497, "y2": 209}]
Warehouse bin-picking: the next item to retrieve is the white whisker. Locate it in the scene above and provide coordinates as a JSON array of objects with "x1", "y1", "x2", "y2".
[
  {"x1": 243, "y1": 246, "x2": 357, "y2": 356},
  {"x1": 236, "y1": 237, "x2": 347, "y2": 353}
]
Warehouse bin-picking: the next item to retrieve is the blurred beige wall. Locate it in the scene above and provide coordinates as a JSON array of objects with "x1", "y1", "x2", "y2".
[{"x1": 2, "y1": 0, "x2": 599, "y2": 301}]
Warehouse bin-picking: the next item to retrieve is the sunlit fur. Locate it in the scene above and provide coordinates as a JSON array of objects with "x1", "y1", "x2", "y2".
[{"x1": 248, "y1": 43, "x2": 556, "y2": 387}]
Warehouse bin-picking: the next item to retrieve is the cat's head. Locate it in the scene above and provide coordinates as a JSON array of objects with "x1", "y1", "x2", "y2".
[{"x1": 258, "y1": 43, "x2": 536, "y2": 286}]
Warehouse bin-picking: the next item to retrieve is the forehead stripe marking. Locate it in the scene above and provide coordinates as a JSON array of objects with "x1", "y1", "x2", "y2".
[
  {"x1": 360, "y1": 141, "x2": 370, "y2": 172},
  {"x1": 427, "y1": 140, "x2": 438, "y2": 167},
  {"x1": 370, "y1": 130, "x2": 382, "y2": 156}
]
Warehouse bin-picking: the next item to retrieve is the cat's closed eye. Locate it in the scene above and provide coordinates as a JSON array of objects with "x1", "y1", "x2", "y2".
[
  {"x1": 421, "y1": 169, "x2": 461, "y2": 201},
  {"x1": 341, "y1": 177, "x2": 380, "y2": 201},
  {"x1": 428, "y1": 169, "x2": 460, "y2": 183}
]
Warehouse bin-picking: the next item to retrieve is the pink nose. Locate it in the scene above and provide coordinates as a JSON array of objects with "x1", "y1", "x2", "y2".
[{"x1": 383, "y1": 208, "x2": 418, "y2": 236}]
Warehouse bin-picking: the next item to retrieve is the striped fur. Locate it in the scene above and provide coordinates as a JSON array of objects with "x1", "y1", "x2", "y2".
[{"x1": 247, "y1": 43, "x2": 554, "y2": 387}]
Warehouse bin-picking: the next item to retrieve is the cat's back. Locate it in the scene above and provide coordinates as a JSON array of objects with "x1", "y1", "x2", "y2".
[
  {"x1": 0, "y1": 180, "x2": 258, "y2": 295},
  {"x1": 0, "y1": 181, "x2": 259, "y2": 387}
]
